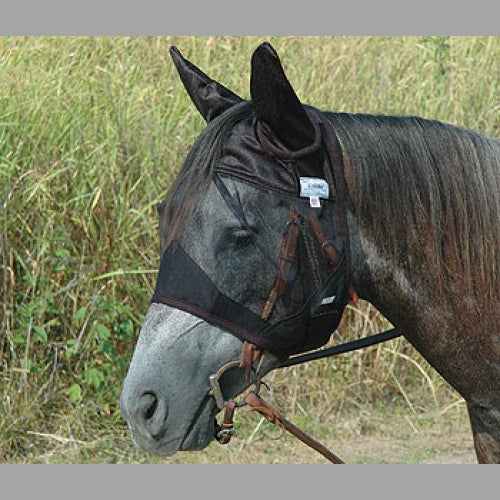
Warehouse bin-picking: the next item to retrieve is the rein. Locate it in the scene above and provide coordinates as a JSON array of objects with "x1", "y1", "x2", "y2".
[{"x1": 280, "y1": 327, "x2": 402, "y2": 368}]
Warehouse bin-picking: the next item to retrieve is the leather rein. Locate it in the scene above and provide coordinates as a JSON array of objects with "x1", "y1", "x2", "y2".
[{"x1": 207, "y1": 115, "x2": 403, "y2": 463}]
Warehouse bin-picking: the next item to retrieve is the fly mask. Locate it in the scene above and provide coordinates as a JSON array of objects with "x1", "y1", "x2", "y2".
[{"x1": 151, "y1": 107, "x2": 353, "y2": 360}]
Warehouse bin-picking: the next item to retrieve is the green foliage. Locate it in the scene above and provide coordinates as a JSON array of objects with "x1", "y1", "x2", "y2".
[{"x1": 0, "y1": 36, "x2": 498, "y2": 463}]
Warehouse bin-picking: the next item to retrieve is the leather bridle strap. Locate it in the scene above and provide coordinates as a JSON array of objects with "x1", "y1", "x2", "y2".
[
  {"x1": 216, "y1": 399, "x2": 237, "y2": 445},
  {"x1": 309, "y1": 209, "x2": 341, "y2": 268},
  {"x1": 244, "y1": 391, "x2": 344, "y2": 464},
  {"x1": 260, "y1": 206, "x2": 300, "y2": 321}
]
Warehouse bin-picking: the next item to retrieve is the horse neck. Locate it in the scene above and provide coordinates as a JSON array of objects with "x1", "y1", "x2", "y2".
[
  {"x1": 348, "y1": 203, "x2": 497, "y2": 347},
  {"x1": 347, "y1": 212, "x2": 423, "y2": 328}
]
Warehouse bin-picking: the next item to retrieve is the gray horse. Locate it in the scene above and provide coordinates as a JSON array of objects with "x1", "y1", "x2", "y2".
[{"x1": 120, "y1": 43, "x2": 500, "y2": 462}]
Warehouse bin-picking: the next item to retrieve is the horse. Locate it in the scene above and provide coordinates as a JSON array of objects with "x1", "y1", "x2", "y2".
[{"x1": 120, "y1": 43, "x2": 500, "y2": 463}]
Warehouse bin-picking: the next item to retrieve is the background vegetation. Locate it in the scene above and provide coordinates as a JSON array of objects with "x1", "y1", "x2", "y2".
[{"x1": 1, "y1": 36, "x2": 498, "y2": 463}]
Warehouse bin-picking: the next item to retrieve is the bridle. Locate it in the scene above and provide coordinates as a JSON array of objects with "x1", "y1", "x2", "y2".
[{"x1": 206, "y1": 112, "x2": 403, "y2": 463}]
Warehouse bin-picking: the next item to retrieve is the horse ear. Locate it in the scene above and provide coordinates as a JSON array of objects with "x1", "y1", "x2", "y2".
[
  {"x1": 169, "y1": 46, "x2": 243, "y2": 123},
  {"x1": 250, "y1": 42, "x2": 315, "y2": 150}
]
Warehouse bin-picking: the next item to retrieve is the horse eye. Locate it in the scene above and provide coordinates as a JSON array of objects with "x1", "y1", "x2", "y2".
[{"x1": 229, "y1": 228, "x2": 254, "y2": 248}]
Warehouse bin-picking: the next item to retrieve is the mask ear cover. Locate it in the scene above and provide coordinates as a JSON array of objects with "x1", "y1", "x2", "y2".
[{"x1": 170, "y1": 46, "x2": 243, "y2": 123}]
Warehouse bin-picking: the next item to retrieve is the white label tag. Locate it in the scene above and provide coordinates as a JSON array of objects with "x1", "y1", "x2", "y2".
[
  {"x1": 300, "y1": 177, "x2": 329, "y2": 207},
  {"x1": 320, "y1": 295, "x2": 336, "y2": 306}
]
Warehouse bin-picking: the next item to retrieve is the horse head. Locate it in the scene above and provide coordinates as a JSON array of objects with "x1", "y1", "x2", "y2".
[{"x1": 120, "y1": 43, "x2": 354, "y2": 456}]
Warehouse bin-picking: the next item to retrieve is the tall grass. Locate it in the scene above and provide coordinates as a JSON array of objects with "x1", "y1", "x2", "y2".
[{"x1": 1, "y1": 36, "x2": 498, "y2": 462}]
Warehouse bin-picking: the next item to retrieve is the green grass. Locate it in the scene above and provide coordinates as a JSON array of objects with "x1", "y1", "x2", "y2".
[{"x1": 1, "y1": 36, "x2": 498, "y2": 463}]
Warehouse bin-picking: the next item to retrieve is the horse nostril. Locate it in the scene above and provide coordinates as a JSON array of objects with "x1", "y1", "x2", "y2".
[
  {"x1": 136, "y1": 392, "x2": 168, "y2": 439},
  {"x1": 142, "y1": 393, "x2": 158, "y2": 420}
]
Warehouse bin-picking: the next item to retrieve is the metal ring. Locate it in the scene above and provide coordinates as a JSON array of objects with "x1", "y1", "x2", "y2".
[{"x1": 208, "y1": 359, "x2": 262, "y2": 409}]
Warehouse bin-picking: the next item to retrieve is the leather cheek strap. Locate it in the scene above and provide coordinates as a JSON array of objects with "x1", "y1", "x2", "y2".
[{"x1": 240, "y1": 341, "x2": 261, "y2": 382}]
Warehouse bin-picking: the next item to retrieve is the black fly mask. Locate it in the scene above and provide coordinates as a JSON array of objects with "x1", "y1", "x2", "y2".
[{"x1": 151, "y1": 44, "x2": 352, "y2": 360}]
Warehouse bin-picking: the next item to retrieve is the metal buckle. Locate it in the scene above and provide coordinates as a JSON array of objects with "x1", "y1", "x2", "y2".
[
  {"x1": 216, "y1": 427, "x2": 236, "y2": 442},
  {"x1": 209, "y1": 355, "x2": 271, "y2": 446}
]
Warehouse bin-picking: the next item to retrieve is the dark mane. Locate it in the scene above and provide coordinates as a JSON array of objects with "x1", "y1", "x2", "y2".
[{"x1": 327, "y1": 112, "x2": 500, "y2": 298}]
